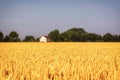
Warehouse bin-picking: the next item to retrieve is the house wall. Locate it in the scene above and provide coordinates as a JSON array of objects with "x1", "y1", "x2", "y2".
[{"x1": 40, "y1": 36, "x2": 47, "y2": 42}]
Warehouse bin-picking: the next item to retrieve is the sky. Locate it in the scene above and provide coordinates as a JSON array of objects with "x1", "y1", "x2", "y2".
[{"x1": 0, "y1": 0, "x2": 120, "y2": 39}]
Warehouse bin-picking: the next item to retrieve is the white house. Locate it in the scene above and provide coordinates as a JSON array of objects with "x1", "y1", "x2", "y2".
[{"x1": 39, "y1": 36, "x2": 48, "y2": 42}]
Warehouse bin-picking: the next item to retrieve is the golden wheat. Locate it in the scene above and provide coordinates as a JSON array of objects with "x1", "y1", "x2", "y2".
[{"x1": 0, "y1": 42, "x2": 120, "y2": 80}]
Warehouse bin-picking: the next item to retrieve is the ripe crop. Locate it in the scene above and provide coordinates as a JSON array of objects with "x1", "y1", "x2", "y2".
[{"x1": 0, "y1": 42, "x2": 120, "y2": 80}]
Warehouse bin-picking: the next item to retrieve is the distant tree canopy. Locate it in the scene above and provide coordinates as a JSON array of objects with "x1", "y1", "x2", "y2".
[
  {"x1": 3, "y1": 35, "x2": 10, "y2": 42},
  {"x1": 48, "y1": 29, "x2": 61, "y2": 42},
  {"x1": 36, "y1": 37, "x2": 40, "y2": 42},
  {"x1": 48, "y1": 28, "x2": 120, "y2": 42},
  {"x1": 0, "y1": 27, "x2": 120, "y2": 42},
  {"x1": 0, "y1": 31, "x2": 4, "y2": 42},
  {"x1": 103, "y1": 33, "x2": 120, "y2": 42},
  {"x1": 86, "y1": 33, "x2": 102, "y2": 42},
  {"x1": 8, "y1": 31, "x2": 21, "y2": 42},
  {"x1": 1, "y1": 31, "x2": 20, "y2": 42},
  {"x1": 23, "y1": 36, "x2": 35, "y2": 42},
  {"x1": 60, "y1": 28, "x2": 87, "y2": 42},
  {"x1": 103, "y1": 33, "x2": 114, "y2": 42}
]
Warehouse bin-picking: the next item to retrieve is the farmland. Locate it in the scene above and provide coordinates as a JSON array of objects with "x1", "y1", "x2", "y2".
[{"x1": 0, "y1": 42, "x2": 120, "y2": 80}]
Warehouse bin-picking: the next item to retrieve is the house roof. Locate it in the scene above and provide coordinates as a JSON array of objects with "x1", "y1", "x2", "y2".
[{"x1": 40, "y1": 35, "x2": 48, "y2": 39}]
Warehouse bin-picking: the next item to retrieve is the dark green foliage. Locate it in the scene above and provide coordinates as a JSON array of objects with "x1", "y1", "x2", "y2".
[
  {"x1": 8, "y1": 31, "x2": 20, "y2": 42},
  {"x1": 60, "y1": 28, "x2": 87, "y2": 42},
  {"x1": 23, "y1": 36, "x2": 35, "y2": 42},
  {"x1": 112, "y1": 35, "x2": 120, "y2": 42},
  {"x1": 86, "y1": 33, "x2": 102, "y2": 42},
  {"x1": 3, "y1": 35, "x2": 10, "y2": 42},
  {"x1": 48, "y1": 28, "x2": 120, "y2": 42},
  {"x1": 103, "y1": 33, "x2": 114, "y2": 42},
  {"x1": 67, "y1": 28, "x2": 86, "y2": 34},
  {"x1": 36, "y1": 38, "x2": 40, "y2": 42},
  {"x1": 0, "y1": 31, "x2": 4, "y2": 41},
  {"x1": 48, "y1": 29, "x2": 61, "y2": 42}
]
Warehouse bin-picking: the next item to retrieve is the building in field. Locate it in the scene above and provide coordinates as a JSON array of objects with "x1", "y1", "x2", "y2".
[{"x1": 39, "y1": 36, "x2": 48, "y2": 42}]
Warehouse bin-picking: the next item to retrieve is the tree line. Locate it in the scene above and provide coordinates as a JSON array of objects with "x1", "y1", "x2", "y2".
[
  {"x1": 0, "y1": 28, "x2": 120, "y2": 42},
  {"x1": 48, "y1": 28, "x2": 120, "y2": 42},
  {"x1": 0, "y1": 31, "x2": 38, "y2": 42}
]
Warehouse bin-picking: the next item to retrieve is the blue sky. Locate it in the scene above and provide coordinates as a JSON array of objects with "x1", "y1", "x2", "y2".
[{"x1": 0, "y1": 0, "x2": 120, "y2": 39}]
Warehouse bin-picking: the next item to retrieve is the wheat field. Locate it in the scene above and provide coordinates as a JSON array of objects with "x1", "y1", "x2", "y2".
[{"x1": 0, "y1": 42, "x2": 120, "y2": 80}]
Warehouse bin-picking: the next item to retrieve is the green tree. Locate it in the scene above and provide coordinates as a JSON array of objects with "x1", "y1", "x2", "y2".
[
  {"x1": 3, "y1": 35, "x2": 10, "y2": 42},
  {"x1": 86, "y1": 33, "x2": 102, "y2": 42},
  {"x1": 62, "y1": 31, "x2": 81, "y2": 42},
  {"x1": 9, "y1": 31, "x2": 20, "y2": 42},
  {"x1": 103, "y1": 33, "x2": 114, "y2": 42},
  {"x1": 113, "y1": 35, "x2": 120, "y2": 42},
  {"x1": 60, "y1": 32, "x2": 69, "y2": 41},
  {"x1": 61, "y1": 28, "x2": 87, "y2": 42},
  {"x1": 36, "y1": 37, "x2": 40, "y2": 42},
  {"x1": 67, "y1": 28, "x2": 86, "y2": 34},
  {"x1": 119, "y1": 35, "x2": 120, "y2": 42},
  {"x1": 48, "y1": 29, "x2": 61, "y2": 42},
  {"x1": 0, "y1": 31, "x2": 4, "y2": 41},
  {"x1": 23, "y1": 36, "x2": 35, "y2": 42}
]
